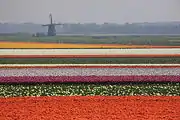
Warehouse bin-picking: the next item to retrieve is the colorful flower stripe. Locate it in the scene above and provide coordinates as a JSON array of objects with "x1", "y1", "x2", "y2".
[
  {"x1": 0, "y1": 49, "x2": 180, "y2": 58},
  {"x1": 1, "y1": 41, "x2": 180, "y2": 48},
  {"x1": 1, "y1": 76, "x2": 180, "y2": 83},
  {"x1": 2, "y1": 54, "x2": 180, "y2": 58},
  {"x1": 0, "y1": 66, "x2": 180, "y2": 83},
  {"x1": 0, "y1": 96, "x2": 180, "y2": 120},
  {"x1": 1, "y1": 64, "x2": 180, "y2": 68},
  {"x1": 1, "y1": 68, "x2": 180, "y2": 76},
  {"x1": 1, "y1": 83, "x2": 180, "y2": 97}
]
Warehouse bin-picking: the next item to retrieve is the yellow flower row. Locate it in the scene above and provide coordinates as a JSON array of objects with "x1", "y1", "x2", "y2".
[{"x1": 0, "y1": 42, "x2": 179, "y2": 48}]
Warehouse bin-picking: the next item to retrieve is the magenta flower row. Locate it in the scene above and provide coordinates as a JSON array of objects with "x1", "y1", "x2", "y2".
[{"x1": 0, "y1": 76, "x2": 179, "y2": 83}]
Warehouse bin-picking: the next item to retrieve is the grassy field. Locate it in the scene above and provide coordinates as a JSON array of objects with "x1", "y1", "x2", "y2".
[
  {"x1": 0, "y1": 57, "x2": 180, "y2": 64},
  {"x1": 0, "y1": 35, "x2": 180, "y2": 46},
  {"x1": 0, "y1": 82, "x2": 179, "y2": 97}
]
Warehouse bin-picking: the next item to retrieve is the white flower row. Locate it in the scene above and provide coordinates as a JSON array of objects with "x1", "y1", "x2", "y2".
[
  {"x1": 1, "y1": 68, "x2": 180, "y2": 76},
  {"x1": 0, "y1": 49, "x2": 180, "y2": 55}
]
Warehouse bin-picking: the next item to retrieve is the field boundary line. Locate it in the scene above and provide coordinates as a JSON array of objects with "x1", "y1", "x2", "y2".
[{"x1": 1, "y1": 64, "x2": 180, "y2": 68}]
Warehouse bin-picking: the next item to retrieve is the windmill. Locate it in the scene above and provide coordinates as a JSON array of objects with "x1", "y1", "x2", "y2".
[{"x1": 42, "y1": 14, "x2": 62, "y2": 36}]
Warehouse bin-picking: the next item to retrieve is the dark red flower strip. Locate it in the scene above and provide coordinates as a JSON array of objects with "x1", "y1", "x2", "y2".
[
  {"x1": 1, "y1": 54, "x2": 180, "y2": 58},
  {"x1": 0, "y1": 76, "x2": 180, "y2": 83},
  {"x1": 0, "y1": 96, "x2": 180, "y2": 120},
  {"x1": 1, "y1": 65, "x2": 180, "y2": 68}
]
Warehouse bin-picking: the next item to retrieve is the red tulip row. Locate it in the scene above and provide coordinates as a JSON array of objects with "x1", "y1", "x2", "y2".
[{"x1": 0, "y1": 96, "x2": 180, "y2": 120}]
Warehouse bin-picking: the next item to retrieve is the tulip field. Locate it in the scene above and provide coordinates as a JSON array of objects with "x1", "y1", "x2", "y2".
[
  {"x1": 0, "y1": 63, "x2": 180, "y2": 119},
  {"x1": 0, "y1": 64, "x2": 180, "y2": 83},
  {"x1": 0, "y1": 36, "x2": 180, "y2": 119},
  {"x1": 1, "y1": 41, "x2": 180, "y2": 48},
  {"x1": 0, "y1": 48, "x2": 180, "y2": 58},
  {"x1": 1, "y1": 96, "x2": 180, "y2": 120}
]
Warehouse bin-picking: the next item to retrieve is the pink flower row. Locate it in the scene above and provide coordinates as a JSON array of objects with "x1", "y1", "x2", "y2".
[{"x1": 0, "y1": 76, "x2": 179, "y2": 83}]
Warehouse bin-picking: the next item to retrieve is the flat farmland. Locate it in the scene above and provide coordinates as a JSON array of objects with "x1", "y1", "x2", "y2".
[
  {"x1": 1, "y1": 35, "x2": 179, "y2": 63},
  {"x1": 0, "y1": 35, "x2": 180, "y2": 46}
]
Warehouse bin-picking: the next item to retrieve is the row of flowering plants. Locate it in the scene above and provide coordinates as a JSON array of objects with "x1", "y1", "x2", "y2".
[
  {"x1": 0, "y1": 96, "x2": 180, "y2": 120},
  {"x1": 0, "y1": 64, "x2": 180, "y2": 119},
  {"x1": 0, "y1": 64, "x2": 180, "y2": 83}
]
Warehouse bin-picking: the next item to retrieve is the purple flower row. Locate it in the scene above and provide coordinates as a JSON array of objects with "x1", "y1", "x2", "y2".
[
  {"x1": 0, "y1": 76, "x2": 180, "y2": 83},
  {"x1": 1, "y1": 68, "x2": 180, "y2": 76}
]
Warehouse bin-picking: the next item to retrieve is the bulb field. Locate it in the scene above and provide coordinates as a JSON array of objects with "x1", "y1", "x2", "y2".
[
  {"x1": 0, "y1": 96, "x2": 180, "y2": 120},
  {"x1": 0, "y1": 64, "x2": 180, "y2": 83},
  {"x1": 0, "y1": 37, "x2": 180, "y2": 119},
  {"x1": 1, "y1": 41, "x2": 180, "y2": 48},
  {"x1": 0, "y1": 64, "x2": 180, "y2": 119}
]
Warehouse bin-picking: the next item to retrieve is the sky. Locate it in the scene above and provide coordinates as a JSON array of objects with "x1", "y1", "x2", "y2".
[{"x1": 0, "y1": 0, "x2": 180, "y2": 24}]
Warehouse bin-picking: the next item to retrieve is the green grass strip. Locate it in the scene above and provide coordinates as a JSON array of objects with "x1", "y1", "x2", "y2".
[
  {"x1": 0, "y1": 83, "x2": 179, "y2": 97},
  {"x1": 0, "y1": 57, "x2": 180, "y2": 64}
]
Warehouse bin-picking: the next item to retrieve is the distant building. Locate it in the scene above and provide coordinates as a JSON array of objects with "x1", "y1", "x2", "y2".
[{"x1": 33, "y1": 32, "x2": 46, "y2": 37}]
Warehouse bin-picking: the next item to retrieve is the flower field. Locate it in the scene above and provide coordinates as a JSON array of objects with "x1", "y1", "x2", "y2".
[
  {"x1": 1, "y1": 41, "x2": 180, "y2": 48},
  {"x1": 0, "y1": 47, "x2": 180, "y2": 119},
  {"x1": 1, "y1": 29, "x2": 180, "y2": 119},
  {"x1": 0, "y1": 96, "x2": 180, "y2": 120},
  {"x1": 1, "y1": 83, "x2": 180, "y2": 97},
  {"x1": 1, "y1": 48, "x2": 180, "y2": 58},
  {"x1": 0, "y1": 64, "x2": 180, "y2": 83},
  {"x1": 0, "y1": 64, "x2": 180, "y2": 119}
]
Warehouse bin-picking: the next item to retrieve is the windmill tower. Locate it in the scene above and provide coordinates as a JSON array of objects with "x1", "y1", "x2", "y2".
[{"x1": 42, "y1": 14, "x2": 61, "y2": 36}]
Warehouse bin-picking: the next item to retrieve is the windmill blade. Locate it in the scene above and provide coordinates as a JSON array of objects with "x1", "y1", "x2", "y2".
[
  {"x1": 49, "y1": 14, "x2": 53, "y2": 24},
  {"x1": 42, "y1": 24, "x2": 51, "y2": 26},
  {"x1": 42, "y1": 24, "x2": 62, "y2": 26},
  {"x1": 53, "y1": 23, "x2": 62, "y2": 25}
]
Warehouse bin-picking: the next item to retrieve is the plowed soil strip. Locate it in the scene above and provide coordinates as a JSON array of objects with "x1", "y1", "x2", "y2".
[{"x1": 0, "y1": 96, "x2": 180, "y2": 120}]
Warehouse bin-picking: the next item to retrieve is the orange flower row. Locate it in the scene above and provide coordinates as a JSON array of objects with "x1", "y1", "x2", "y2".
[
  {"x1": 0, "y1": 96, "x2": 180, "y2": 119},
  {"x1": 1, "y1": 41, "x2": 180, "y2": 48}
]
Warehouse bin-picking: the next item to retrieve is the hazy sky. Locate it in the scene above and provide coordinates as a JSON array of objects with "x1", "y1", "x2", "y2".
[{"x1": 0, "y1": 0, "x2": 180, "y2": 24}]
